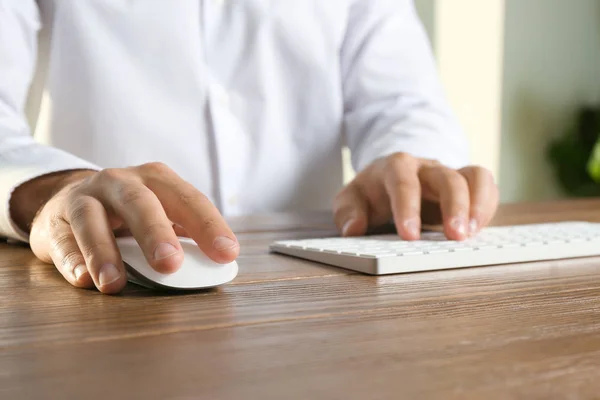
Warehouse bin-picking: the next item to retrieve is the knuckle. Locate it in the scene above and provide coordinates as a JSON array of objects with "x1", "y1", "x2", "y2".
[
  {"x1": 177, "y1": 187, "x2": 205, "y2": 206},
  {"x1": 441, "y1": 168, "x2": 467, "y2": 188},
  {"x1": 139, "y1": 221, "x2": 171, "y2": 239},
  {"x1": 49, "y1": 231, "x2": 76, "y2": 256},
  {"x1": 476, "y1": 167, "x2": 495, "y2": 183},
  {"x1": 462, "y1": 165, "x2": 495, "y2": 182},
  {"x1": 387, "y1": 152, "x2": 415, "y2": 170},
  {"x1": 388, "y1": 172, "x2": 418, "y2": 188},
  {"x1": 79, "y1": 241, "x2": 114, "y2": 259},
  {"x1": 140, "y1": 161, "x2": 173, "y2": 176},
  {"x1": 384, "y1": 168, "x2": 418, "y2": 189},
  {"x1": 201, "y1": 216, "x2": 218, "y2": 231},
  {"x1": 422, "y1": 158, "x2": 442, "y2": 168},
  {"x1": 118, "y1": 187, "x2": 148, "y2": 207},
  {"x1": 67, "y1": 197, "x2": 97, "y2": 225},
  {"x1": 60, "y1": 179, "x2": 89, "y2": 199},
  {"x1": 58, "y1": 250, "x2": 84, "y2": 272},
  {"x1": 161, "y1": 184, "x2": 213, "y2": 219},
  {"x1": 384, "y1": 154, "x2": 421, "y2": 187},
  {"x1": 47, "y1": 211, "x2": 65, "y2": 230},
  {"x1": 96, "y1": 168, "x2": 126, "y2": 184}
]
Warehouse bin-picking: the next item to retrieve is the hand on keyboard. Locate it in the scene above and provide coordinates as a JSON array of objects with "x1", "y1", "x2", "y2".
[{"x1": 333, "y1": 153, "x2": 499, "y2": 242}]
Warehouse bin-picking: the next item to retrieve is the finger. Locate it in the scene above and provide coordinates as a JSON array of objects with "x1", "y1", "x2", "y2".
[
  {"x1": 34, "y1": 214, "x2": 94, "y2": 289},
  {"x1": 65, "y1": 195, "x2": 128, "y2": 294},
  {"x1": 333, "y1": 184, "x2": 369, "y2": 237},
  {"x1": 419, "y1": 166, "x2": 470, "y2": 241},
  {"x1": 138, "y1": 163, "x2": 239, "y2": 264},
  {"x1": 92, "y1": 170, "x2": 184, "y2": 274},
  {"x1": 459, "y1": 166, "x2": 499, "y2": 235},
  {"x1": 383, "y1": 154, "x2": 422, "y2": 240}
]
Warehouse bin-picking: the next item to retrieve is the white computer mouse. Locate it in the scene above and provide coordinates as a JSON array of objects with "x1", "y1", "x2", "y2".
[{"x1": 116, "y1": 237, "x2": 239, "y2": 290}]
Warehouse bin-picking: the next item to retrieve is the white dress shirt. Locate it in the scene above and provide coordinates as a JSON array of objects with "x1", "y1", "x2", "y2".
[{"x1": 0, "y1": 0, "x2": 468, "y2": 241}]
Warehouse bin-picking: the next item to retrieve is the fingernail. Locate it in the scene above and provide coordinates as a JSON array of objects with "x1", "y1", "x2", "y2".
[
  {"x1": 213, "y1": 236, "x2": 238, "y2": 252},
  {"x1": 342, "y1": 219, "x2": 355, "y2": 236},
  {"x1": 154, "y1": 243, "x2": 179, "y2": 260},
  {"x1": 403, "y1": 218, "x2": 420, "y2": 237},
  {"x1": 451, "y1": 216, "x2": 467, "y2": 236},
  {"x1": 469, "y1": 218, "x2": 479, "y2": 235},
  {"x1": 99, "y1": 264, "x2": 121, "y2": 287},
  {"x1": 73, "y1": 264, "x2": 87, "y2": 281}
]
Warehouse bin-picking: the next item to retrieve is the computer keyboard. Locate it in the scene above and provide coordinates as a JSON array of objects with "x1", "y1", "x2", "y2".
[{"x1": 269, "y1": 221, "x2": 600, "y2": 275}]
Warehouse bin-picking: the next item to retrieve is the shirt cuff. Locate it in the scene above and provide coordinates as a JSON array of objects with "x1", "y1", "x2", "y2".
[
  {"x1": 353, "y1": 128, "x2": 470, "y2": 173},
  {"x1": 0, "y1": 144, "x2": 100, "y2": 242}
]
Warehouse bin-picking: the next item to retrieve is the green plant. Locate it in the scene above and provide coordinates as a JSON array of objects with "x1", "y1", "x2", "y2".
[{"x1": 547, "y1": 107, "x2": 600, "y2": 197}]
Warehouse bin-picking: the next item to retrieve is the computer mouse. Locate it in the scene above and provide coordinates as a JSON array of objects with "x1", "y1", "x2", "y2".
[{"x1": 116, "y1": 236, "x2": 239, "y2": 290}]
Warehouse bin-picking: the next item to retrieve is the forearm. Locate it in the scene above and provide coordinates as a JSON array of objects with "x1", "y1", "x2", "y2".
[{"x1": 9, "y1": 169, "x2": 97, "y2": 234}]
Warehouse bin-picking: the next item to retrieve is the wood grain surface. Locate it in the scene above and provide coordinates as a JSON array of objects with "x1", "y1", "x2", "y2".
[{"x1": 2, "y1": 200, "x2": 600, "y2": 399}]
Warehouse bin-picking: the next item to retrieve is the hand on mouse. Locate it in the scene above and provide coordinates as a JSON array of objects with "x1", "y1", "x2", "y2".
[
  {"x1": 10, "y1": 162, "x2": 239, "y2": 294},
  {"x1": 333, "y1": 152, "x2": 499, "y2": 241}
]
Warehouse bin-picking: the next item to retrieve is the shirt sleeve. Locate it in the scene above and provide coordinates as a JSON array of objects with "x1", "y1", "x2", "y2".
[
  {"x1": 0, "y1": 0, "x2": 99, "y2": 242},
  {"x1": 341, "y1": 0, "x2": 470, "y2": 173}
]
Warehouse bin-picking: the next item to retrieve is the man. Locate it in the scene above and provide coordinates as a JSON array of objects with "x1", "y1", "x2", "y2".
[{"x1": 0, "y1": 0, "x2": 498, "y2": 294}]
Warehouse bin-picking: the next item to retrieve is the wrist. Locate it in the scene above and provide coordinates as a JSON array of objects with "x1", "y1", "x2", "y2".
[{"x1": 10, "y1": 169, "x2": 97, "y2": 234}]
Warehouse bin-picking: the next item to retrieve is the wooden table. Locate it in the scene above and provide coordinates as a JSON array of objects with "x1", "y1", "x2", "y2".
[{"x1": 2, "y1": 200, "x2": 600, "y2": 399}]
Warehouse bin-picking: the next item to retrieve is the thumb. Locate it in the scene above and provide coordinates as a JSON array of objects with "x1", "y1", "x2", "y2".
[{"x1": 333, "y1": 184, "x2": 369, "y2": 237}]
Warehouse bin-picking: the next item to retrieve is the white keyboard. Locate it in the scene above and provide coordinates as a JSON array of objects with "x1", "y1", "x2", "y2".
[{"x1": 270, "y1": 222, "x2": 600, "y2": 275}]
